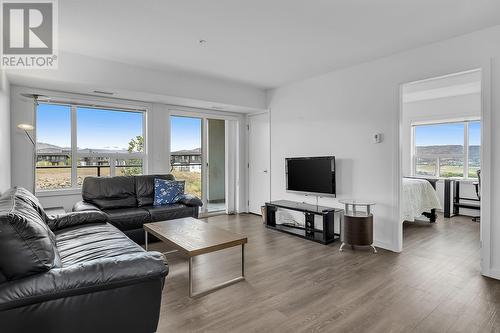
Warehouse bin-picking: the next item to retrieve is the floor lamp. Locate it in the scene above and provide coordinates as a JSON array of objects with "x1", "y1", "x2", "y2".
[{"x1": 18, "y1": 93, "x2": 42, "y2": 193}]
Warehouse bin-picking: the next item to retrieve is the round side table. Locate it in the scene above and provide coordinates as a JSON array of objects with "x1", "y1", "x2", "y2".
[{"x1": 339, "y1": 200, "x2": 377, "y2": 253}]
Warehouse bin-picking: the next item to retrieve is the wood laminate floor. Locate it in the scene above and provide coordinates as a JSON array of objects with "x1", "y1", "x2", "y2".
[{"x1": 148, "y1": 213, "x2": 500, "y2": 333}]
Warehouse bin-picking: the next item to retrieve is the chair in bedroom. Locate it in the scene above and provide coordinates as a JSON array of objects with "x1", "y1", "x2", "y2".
[{"x1": 472, "y1": 170, "x2": 481, "y2": 222}]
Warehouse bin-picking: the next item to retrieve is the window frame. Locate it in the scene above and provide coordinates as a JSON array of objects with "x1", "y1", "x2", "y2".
[
  {"x1": 411, "y1": 119, "x2": 480, "y2": 179},
  {"x1": 35, "y1": 101, "x2": 148, "y2": 194}
]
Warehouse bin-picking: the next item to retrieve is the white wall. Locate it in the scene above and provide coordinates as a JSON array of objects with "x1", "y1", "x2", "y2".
[
  {"x1": 490, "y1": 56, "x2": 500, "y2": 276},
  {"x1": 0, "y1": 70, "x2": 11, "y2": 193},
  {"x1": 6, "y1": 51, "x2": 266, "y2": 112},
  {"x1": 266, "y1": 25, "x2": 500, "y2": 279}
]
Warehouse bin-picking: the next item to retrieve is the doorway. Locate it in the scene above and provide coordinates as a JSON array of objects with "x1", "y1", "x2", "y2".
[{"x1": 399, "y1": 69, "x2": 485, "y2": 271}]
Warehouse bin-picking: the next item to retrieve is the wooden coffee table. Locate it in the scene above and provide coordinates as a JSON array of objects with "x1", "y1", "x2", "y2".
[{"x1": 144, "y1": 217, "x2": 247, "y2": 297}]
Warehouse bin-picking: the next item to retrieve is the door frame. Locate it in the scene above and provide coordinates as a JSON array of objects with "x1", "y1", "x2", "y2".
[
  {"x1": 246, "y1": 111, "x2": 271, "y2": 215},
  {"x1": 396, "y1": 63, "x2": 493, "y2": 279}
]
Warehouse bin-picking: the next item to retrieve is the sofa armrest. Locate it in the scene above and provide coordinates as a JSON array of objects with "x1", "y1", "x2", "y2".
[
  {"x1": 73, "y1": 200, "x2": 101, "y2": 212},
  {"x1": 46, "y1": 211, "x2": 108, "y2": 231},
  {"x1": 179, "y1": 194, "x2": 203, "y2": 207},
  {"x1": 0, "y1": 251, "x2": 168, "y2": 311}
]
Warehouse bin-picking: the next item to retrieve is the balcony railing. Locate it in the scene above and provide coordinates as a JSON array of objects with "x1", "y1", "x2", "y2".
[
  {"x1": 35, "y1": 164, "x2": 143, "y2": 190},
  {"x1": 169, "y1": 163, "x2": 202, "y2": 198},
  {"x1": 170, "y1": 162, "x2": 202, "y2": 172},
  {"x1": 36, "y1": 165, "x2": 122, "y2": 176}
]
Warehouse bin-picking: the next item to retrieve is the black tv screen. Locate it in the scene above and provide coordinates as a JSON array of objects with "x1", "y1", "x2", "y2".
[{"x1": 286, "y1": 156, "x2": 336, "y2": 196}]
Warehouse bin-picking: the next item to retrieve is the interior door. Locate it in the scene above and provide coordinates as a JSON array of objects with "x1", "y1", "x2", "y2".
[{"x1": 248, "y1": 112, "x2": 270, "y2": 214}]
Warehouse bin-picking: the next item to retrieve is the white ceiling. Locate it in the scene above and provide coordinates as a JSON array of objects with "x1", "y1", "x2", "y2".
[{"x1": 58, "y1": 0, "x2": 500, "y2": 89}]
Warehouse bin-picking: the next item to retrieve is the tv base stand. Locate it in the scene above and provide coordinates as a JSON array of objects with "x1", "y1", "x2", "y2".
[{"x1": 265, "y1": 200, "x2": 343, "y2": 244}]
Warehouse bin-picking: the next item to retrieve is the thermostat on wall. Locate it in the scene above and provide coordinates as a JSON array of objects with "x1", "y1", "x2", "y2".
[{"x1": 373, "y1": 133, "x2": 382, "y2": 144}]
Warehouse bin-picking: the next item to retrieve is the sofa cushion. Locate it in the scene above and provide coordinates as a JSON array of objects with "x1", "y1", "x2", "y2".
[
  {"x1": 73, "y1": 201, "x2": 100, "y2": 212},
  {"x1": 46, "y1": 211, "x2": 109, "y2": 231},
  {"x1": 143, "y1": 204, "x2": 197, "y2": 222},
  {"x1": 154, "y1": 179, "x2": 185, "y2": 206},
  {"x1": 82, "y1": 176, "x2": 137, "y2": 209},
  {"x1": 103, "y1": 207, "x2": 151, "y2": 231},
  {"x1": 55, "y1": 223, "x2": 144, "y2": 267},
  {"x1": 0, "y1": 188, "x2": 60, "y2": 280},
  {"x1": 178, "y1": 194, "x2": 204, "y2": 207},
  {"x1": 136, "y1": 174, "x2": 175, "y2": 207},
  {"x1": 13, "y1": 187, "x2": 49, "y2": 221}
]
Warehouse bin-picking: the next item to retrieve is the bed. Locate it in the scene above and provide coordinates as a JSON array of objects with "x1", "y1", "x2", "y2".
[{"x1": 402, "y1": 177, "x2": 442, "y2": 223}]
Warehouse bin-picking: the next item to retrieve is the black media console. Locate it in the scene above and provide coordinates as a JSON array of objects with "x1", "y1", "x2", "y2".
[{"x1": 265, "y1": 200, "x2": 343, "y2": 244}]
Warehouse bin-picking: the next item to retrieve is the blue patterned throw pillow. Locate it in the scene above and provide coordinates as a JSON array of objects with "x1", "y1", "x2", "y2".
[{"x1": 154, "y1": 179, "x2": 185, "y2": 206}]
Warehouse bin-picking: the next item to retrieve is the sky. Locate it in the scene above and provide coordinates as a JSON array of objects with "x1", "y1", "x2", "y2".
[
  {"x1": 37, "y1": 104, "x2": 71, "y2": 147},
  {"x1": 37, "y1": 103, "x2": 143, "y2": 150},
  {"x1": 415, "y1": 121, "x2": 480, "y2": 146},
  {"x1": 170, "y1": 116, "x2": 201, "y2": 151},
  {"x1": 37, "y1": 105, "x2": 202, "y2": 152}
]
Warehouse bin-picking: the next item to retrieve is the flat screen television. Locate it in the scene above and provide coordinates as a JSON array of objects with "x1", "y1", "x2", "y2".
[{"x1": 286, "y1": 156, "x2": 336, "y2": 197}]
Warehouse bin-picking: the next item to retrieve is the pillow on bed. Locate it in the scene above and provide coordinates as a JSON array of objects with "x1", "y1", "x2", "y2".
[{"x1": 153, "y1": 179, "x2": 185, "y2": 206}]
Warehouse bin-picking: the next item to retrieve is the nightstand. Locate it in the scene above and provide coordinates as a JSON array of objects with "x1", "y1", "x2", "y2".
[{"x1": 338, "y1": 200, "x2": 377, "y2": 253}]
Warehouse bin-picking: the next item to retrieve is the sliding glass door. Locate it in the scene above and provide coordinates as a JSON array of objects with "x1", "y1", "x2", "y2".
[
  {"x1": 207, "y1": 119, "x2": 226, "y2": 212},
  {"x1": 169, "y1": 115, "x2": 226, "y2": 214},
  {"x1": 170, "y1": 116, "x2": 202, "y2": 199}
]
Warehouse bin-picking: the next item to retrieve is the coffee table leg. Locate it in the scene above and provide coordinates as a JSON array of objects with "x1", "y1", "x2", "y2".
[
  {"x1": 144, "y1": 230, "x2": 148, "y2": 251},
  {"x1": 189, "y1": 244, "x2": 246, "y2": 298},
  {"x1": 241, "y1": 243, "x2": 245, "y2": 277},
  {"x1": 189, "y1": 257, "x2": 194, "y2": 297}
]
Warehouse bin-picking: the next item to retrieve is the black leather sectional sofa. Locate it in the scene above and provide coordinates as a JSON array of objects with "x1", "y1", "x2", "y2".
[
  {"x1": 0, "y1": 187, "x2": 168, "y2": 333},
  {"x1": 73, "y1": 174, "x2": 203, "y2": 244}
]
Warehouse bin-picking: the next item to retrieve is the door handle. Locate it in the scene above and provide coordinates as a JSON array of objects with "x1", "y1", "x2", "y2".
[{"x1": 263, "y1": 170, "x2": 268, "y2": 173}]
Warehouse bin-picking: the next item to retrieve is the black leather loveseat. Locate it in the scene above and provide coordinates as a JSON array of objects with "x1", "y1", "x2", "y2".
[
  {"x1": 73, "y1": 174, "x2": 203, "y2": 244},
  {"x1": 0, "y1": 187, "x2": 168, "y2": 333}
]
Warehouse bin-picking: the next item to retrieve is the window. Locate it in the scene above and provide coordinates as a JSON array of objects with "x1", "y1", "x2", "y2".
[
  {"x1": 413, "y1": 120, "x2": 480, "y2": 178},
  {"x1": 36, "y1": 102, "x2": 145, "y2": 191},
  {"x1": 36, "y1": 104, "x2": 72, "y2": 190}
]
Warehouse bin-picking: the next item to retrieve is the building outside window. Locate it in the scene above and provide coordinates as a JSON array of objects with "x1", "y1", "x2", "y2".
[
  {"x1": 413, "y1": 120, "x2": 480, "y2": 178},
  {"x1": 36, "y1": 102, "x2": 146, "y2": 191}
]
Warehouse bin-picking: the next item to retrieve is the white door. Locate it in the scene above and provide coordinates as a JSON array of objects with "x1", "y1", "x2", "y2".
[{"x1": 248, "y1": 112, "x2": 270, "y2": 214}]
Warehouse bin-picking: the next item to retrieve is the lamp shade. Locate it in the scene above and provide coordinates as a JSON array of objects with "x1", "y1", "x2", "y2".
[{"x1": 17, "y1": 123, "x2": 34, "y2": 130}]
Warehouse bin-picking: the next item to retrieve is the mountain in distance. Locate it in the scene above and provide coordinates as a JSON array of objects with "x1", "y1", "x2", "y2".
[
  {"x1": 37, "y1": 142, "x2": 202, "y2": 156},
  {"x1": 416, "y1": 145, "x2": 480, "y2": 158}
]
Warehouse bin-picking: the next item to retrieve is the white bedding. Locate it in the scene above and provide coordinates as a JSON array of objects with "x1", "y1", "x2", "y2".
[{"x1": 401, "y1": 178, "x2": 442, "y2": 222}]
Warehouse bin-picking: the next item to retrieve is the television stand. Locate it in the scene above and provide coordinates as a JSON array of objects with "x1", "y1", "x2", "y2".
[{"x1": 265, "y1": 200, "x2": 343, "y2": 244}]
